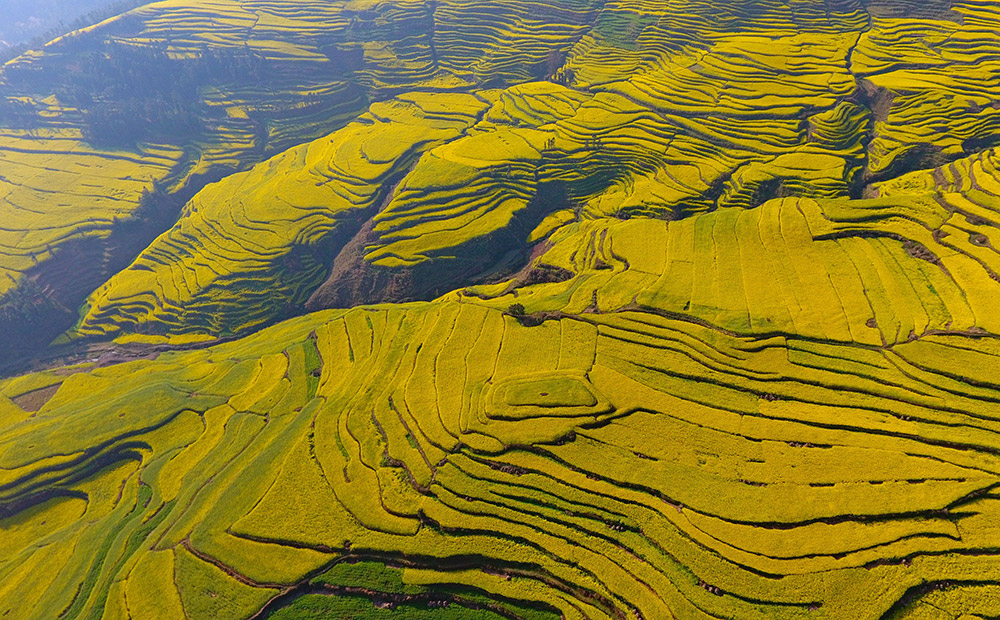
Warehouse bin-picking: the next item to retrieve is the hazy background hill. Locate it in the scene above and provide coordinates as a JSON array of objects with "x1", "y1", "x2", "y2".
[{"x1": 0, "y1": 0, "x2": 132, "y2": 49}]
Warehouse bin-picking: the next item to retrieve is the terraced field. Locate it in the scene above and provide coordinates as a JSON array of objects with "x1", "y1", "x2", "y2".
[
  {"x1": 455, "y1": 185, "x2": 1000, "y2": 345},
  {"x1": 62, "y1": 0, "x2": 968, "y2": 341},
  {"x1": 6, "y1": 300, "x2": 1000, "y2": 619},
  {"x1": 0, "y1": 0, "x2": 599, "y2": 354},
  {"x1": 5, "y1": 0, "x2": 1000, "y2": 618},
  {"x1": 69, "y1": 92, "x2": 490, "y2": 339}
]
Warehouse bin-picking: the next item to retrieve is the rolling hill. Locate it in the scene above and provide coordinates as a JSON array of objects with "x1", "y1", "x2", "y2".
[{"x1": 3, "y1": 0, "x2": 1000, "y2": 618}]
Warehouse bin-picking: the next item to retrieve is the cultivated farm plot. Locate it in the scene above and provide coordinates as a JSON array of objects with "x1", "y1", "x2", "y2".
[
  {"x1": 4, "y1": 0, "x2": 1000, "y2": 618},
  {"x1": 3, "y1": 302, "x2": 1000, "y2": 618},
  {"x1": 14, "y1": 0, "x2": 997, "y2": 346},
  {"x1": 458, "y1": 184, "x2": 1000, "y2": 346},
  {"x1": 0, "y1": 0, "x2": 596, "y2": 350},
  {"x1": 69, "y1": 92, "x2": 490, "y2": 340}
]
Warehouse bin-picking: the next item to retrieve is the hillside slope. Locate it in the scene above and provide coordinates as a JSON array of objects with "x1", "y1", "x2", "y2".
[
  {"x1": 49, "y1": 0, "x2": 1000, "y2": 349},
  {"x1": 5, "y1": 298, "x2": 1000, "y2": 619},
  {"x1": 0, "y1": 0, "x2": 599, "y2": 358},
  {"x1": 3, "y1": 0, "x2": 1000, "y2": 619}
]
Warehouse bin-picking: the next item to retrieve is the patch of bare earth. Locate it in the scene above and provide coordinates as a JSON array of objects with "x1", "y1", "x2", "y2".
[{"x1": 11, "y1": 383, "x2": 61, "y2": 412}]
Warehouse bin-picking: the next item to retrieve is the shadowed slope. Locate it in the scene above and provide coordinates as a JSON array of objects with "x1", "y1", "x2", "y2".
[{"x1": 0, "y1": 0, "x2": 602, "y2": 357}]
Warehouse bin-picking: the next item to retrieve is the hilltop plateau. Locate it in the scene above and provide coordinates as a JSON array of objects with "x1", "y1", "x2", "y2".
[{"x1": 3, "y1": 0, "x2": 1000, "y2": 618}]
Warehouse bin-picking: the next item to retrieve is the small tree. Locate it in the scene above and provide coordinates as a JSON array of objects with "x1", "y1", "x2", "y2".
[{"x1": 506, "y1": 302, "x2": 526, "y2": 317}]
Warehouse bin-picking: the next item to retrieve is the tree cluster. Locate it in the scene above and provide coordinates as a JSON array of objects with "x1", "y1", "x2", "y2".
[
  {"x1": 55, "y1": 42, "x2": 270, "y2": 149},
  {"x1": 0, "y1": 1, "x2": 151, "y2": 65},
  {"x1": 0, "y1": 96, "x2": 39, "y2": 129},
  {"x1": 115, "y1": 179, "x2": 181, "y2": 233}
]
